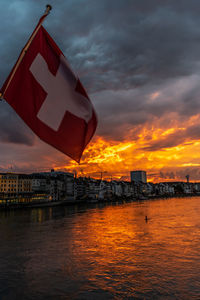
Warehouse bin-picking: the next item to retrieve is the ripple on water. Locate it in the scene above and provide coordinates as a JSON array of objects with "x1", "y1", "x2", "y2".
[{"x1": 0, "y1": 197, "x2": 200, "y2": 299}]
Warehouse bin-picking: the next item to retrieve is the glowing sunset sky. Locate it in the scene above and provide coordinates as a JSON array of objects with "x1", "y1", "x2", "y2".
[{"x1": 1, "y1": 0, "x2": 200, "y2": 182}]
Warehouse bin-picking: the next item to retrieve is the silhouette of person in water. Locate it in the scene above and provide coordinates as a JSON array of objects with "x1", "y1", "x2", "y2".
[{"x1": 145, "y1": 216, "x2": 148, "y2": 222}]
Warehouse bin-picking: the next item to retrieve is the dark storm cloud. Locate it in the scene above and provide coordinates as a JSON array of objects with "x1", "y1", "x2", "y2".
[
  {"x1": 1, "y1": 0, "x2": 200, "y2": 146},
  {"x1": 2, "y1": 0, "x2": 200, "y2": 90},
  {"x1": 56, "y1": 0, "x2": 200, "y2": 92},
  {"x1": 93, "y1": 73, "x2": 200, "y2": 140},
  {"x1": 0, "y1": 101, "x2": 34, "y2": 145}
]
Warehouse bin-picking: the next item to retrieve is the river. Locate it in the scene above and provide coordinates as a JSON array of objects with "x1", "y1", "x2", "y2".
[{"x1": 0, "y1": 197, "x2": 200, "y2": 299}]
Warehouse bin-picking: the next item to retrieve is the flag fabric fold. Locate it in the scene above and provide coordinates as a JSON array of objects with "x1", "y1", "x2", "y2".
[{"x1": 1, "y1": 25, "x2": 97, "y2": 163}]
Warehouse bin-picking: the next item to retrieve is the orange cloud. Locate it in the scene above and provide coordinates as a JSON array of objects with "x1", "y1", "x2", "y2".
[{"x1": 53, "y1": 112, "x2": 200, "y2": 183}]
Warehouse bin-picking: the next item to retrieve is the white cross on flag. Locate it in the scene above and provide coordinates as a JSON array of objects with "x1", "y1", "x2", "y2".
[{"x1": 1, "y1": 24, "x2": 97, "y2": 163}]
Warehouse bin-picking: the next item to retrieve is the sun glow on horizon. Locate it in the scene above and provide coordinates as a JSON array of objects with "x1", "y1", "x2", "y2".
[{"x1": 53, "y1": 114, "x2": 200, "y2": 183}]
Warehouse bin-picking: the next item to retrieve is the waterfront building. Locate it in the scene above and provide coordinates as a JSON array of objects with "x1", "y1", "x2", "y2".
[
  {"x1": 87, "y1": 178, "x2": 101, "y2": 200},
  {"x1": 143, "y1": 183, "x2": 154, "y2": 196},
  {"x1": 130, "y1": 170, "x2": 147, "y2": 183},
  {"x1": 121, "y1": 181, "x2": 131, "y2": 197},
  {"x1": 112, "y1": 181, "x2": 123, "y2": 197},
  {"x1": 74, "y1": 177, "x2": 87, "y2": 199},
  {"x1": 49, "y1": 179, "x2": 64, "y2": 201},
  {"x1": 193, "y1": 183, "x2": 200, "y2": 193},
  {"x1": 2, "y1": 170, "x2": 200, "y2": 208},
  {"x1": 0, "y1": 173, "x2": 33, "y2": 205},
  {"x1": 183, "y1": 183, "x2": 192, "y2": 194},
  {"x1": 0, "y1": 173, "x2": 32, "y2": 196},
  {"x1": 62, "y1": 173, "x2": 75, "y2": 200},
  {"x1": 0, "y1": 173, "x2": 18, "y2": 195},
  {"x1": 32, "y1": 175, "x2": 48, "y2": 192},
  {"x1": 31, "y1": 171, "x2": 75, "y2": 201},
  {"x1": 18, "y1": 174, "x2": 32, "y2": 193},
  {"x1": 31, "y1": 175, "x2": 50, "y2": 202},
  {"x1": 98, "y1": 180, "x2": 108, "y2": 200}
]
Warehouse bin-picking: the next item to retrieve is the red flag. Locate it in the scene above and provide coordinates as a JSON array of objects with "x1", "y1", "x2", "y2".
[{"x1": 1, "y1": 22, "x2": 97, "y2": 163}]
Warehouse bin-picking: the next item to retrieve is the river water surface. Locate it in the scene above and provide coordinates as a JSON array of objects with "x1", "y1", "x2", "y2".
[{"x1": 0, "y1": 197, "x2": 200, "y2": 299}]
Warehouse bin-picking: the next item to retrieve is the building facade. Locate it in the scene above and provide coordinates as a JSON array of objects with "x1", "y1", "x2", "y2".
[
  {"x1": 0, "y1": 173, "x2": 18, "y2": 195},
  {"x1": 130, "y1": 170, "x2": 147, "y2": 183}
]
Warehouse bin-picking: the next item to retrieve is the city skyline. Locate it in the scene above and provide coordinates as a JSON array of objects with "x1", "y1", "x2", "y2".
[{"x1": 1, "y1": 1, "x2": 200, "y2": 182}]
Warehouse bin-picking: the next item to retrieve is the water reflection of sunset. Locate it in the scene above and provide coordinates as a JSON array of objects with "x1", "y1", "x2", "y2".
[
  {"x1": 1, "y1": 196, "x2": 200, "y2": 298},
  {"x1": 64, "y1": 198, "x2": 200, "y2": 298}
]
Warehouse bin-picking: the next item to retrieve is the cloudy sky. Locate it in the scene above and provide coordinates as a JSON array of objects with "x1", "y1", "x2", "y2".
[{"x1": 1, "y1": 0, "x2": 200, "y2": 181}]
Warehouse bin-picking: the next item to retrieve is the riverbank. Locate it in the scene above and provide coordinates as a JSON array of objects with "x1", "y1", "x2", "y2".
[
  {"x1": 0, "y1": 198, "x2": 85, "y2": 210},
  {"x1": 0, "y1": 192, "x2": 200, "y2": 210}
]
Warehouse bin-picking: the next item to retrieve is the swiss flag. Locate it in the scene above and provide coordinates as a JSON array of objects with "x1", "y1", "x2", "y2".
[{"x1": 1, "y1": 24, "x2": 97, "y2": 163}]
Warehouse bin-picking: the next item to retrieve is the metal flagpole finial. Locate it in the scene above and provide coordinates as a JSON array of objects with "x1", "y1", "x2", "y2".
[{"x1": 45, "y1": 4, "x2": 52, "y2": 14}]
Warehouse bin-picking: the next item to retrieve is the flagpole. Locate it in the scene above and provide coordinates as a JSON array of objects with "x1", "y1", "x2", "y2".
[{"x1": 0, "y1": 4, "x2": 52, "y2": 100}]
